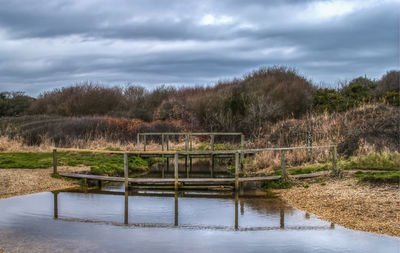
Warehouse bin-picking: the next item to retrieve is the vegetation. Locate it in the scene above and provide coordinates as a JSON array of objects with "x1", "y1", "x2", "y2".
[
  {"x1": 262, "y1": 179, "x2": 291, "y2": 189},
  {"x1": 0, "y1": 152, "x2": 148, "y2": 176},
  {"x1": 353, "y1": 171, "x2": 400, "y2": 184}
]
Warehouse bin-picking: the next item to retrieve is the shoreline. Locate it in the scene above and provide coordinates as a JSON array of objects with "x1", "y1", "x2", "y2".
[
  {"x1": 0, "y1": 167, "x2": 86, "y2": 199},
  {"x1": 1, "y1": 168, "x2": 399, "y2": 238},
  {"x1": 278, "y1": 176, "x2": 400, "y2": 237}
]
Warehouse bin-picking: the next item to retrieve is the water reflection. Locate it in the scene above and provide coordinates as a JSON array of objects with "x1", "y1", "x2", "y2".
[{"x1": 52, "y1": 189, "x2": 335, "y2": 231}]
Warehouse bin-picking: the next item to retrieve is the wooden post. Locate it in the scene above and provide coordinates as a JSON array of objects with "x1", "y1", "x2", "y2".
[
  {"x1": 332, "y1": 145, "x2": 339, "y2": 176},
  {"x1": 161, "y1": 154, "x2": 165, "y2": 178},
  {"x1": 174, "y1": 153, "x2": 179, "y2": 190},
  {"x1": 240, "y1": 134, "x2": 244, "y2": 169},
  {"x1": 281, "y1": 150, "x2": 287, "y2": 179},
  {"x1": 161, "y1": 134, "x2": 165, "y2": 151},
  {"x1": 124, "y1": 153, "x2": 129, "y2": 189},
  {"x1": 210, "y1": 134, "x2": 215, "y2": 151},
  {"x1": 306, "y1": 130, "x2": 312, "y2": 161},
  {"x1": 166, "y1": 135, "x2": 169, "y2": 172},
  {"x1": 185, "y1": 134, "x2": 189, "y2": 151},
  {"x1": 137, "y1": 134, "x2": 140, "y2": 151},
  {"x1": 53, "y1": 149, "x2": 57, "y2": 174},
  {"x1": 186, "y1": 155, "x2": 189, "y2": 178},
  {"x1": 235, "y1": 152, "x2": 239, "y2": 191},
  {"x1": 210, "y1": 154, "x2": 214, "y2": 178},
  {"x1": 189, "y1": 134, "x2": 193, "y2": 151},
  {"x1": 143, "y1": 135, "x2": 147, "y2": 151}
]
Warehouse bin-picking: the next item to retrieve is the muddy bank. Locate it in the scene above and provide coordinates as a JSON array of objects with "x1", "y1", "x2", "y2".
[
  {"x1": 0, "y1": 166, "x2": 87, "y2": 199},
  {"x1": 279, "y1": 176, "x2": 400, "y2": 237}
]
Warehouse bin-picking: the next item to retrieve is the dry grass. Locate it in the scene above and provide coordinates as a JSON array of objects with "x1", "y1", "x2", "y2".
[{"x1": 279, "y1": 176, "x2": 400, "y2": 237}]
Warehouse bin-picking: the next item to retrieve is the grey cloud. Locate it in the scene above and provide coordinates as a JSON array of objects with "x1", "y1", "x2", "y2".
[{"x1": 0, "y1": 0, "x2": 398, "y2": 95}]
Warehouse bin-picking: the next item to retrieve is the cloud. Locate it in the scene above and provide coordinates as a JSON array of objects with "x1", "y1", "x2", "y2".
[{"x1": 0, "y1": 0, "x2": 398, "y2": 96}]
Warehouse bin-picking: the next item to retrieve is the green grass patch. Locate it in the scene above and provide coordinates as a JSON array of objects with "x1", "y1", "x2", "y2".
[
  {"x1": 0, "y1": 152, "x2": 148, "y2": 176},
  {"x1": 290, "y1": 165, "x2": 331, "y2": 175},
  {"x1": 341, "y1": 152, "x2": 400, "y2": 171},
  {"x1": 353, "y1": 170, "x2": 400, "y2": 184},
  {"x1": 262, "y1": 179, "x2": 291, "y2": 190}
]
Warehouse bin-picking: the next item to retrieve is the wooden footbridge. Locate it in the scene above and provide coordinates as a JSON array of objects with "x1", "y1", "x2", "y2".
[{"x1": 53, "y1": 132, "x2": 338, "y2": 191}]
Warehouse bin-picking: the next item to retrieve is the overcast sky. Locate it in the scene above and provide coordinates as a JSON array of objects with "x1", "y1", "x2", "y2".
[{"x1": 0, "y1": 0, "x2": 398, "y2": 96}]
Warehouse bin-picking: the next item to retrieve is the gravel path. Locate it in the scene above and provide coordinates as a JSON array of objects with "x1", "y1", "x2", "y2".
[
  {"x1": 280, "y1": 176, "x2": 400, "y2": 237},
  {"x1": 0, "y1": 166, "x2": 88, "y2": 199}
]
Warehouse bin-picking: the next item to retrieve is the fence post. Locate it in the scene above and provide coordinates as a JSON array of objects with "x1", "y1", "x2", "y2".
[
  {"x1": 53, "y1": 149, "x2": 57, "y2": 174},
  {"x1": 210, "y1": 134, "x2": 215, "y2": 151},
  {"x1": 240, "y1": 134, "x2": 244, "y2": 170},
  {"x1": 235, "y1": 152, "x2": 239, "y2": 191},
  {"x1": 306, "y1": 130, "x2": 312, "y2": 161},
  {"x1": 124, "y1": 153, "x2": 129, "y2": 189},
  {"x1": 143, "y1": 135, "x2": 147, "y2": 151},
  {"x1": 137, "y1": 134, "x2": 140, "y2": 151},
  {"x1": 332, "y1": 145, "x2": 340, "y2": 177},
  {"x1": 185, "y1": 134, "x2": 189, "y2": 151},
  {"x1": 174, "y1": 153, "x2": 179, "y2": 190},
  {"x1": 281, "y1": 150, "x2": 287, "y2": 179},
  {"x1": 161, "y1": 134, "x2": 164, "y2": 151}
]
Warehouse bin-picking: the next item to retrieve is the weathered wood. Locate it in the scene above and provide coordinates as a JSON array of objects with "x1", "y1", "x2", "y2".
[
  {"x1": 143, "y1": 135, "x2": 147, "y2": 151},
  {"x1": 161, "y1": 134, "x2": 165, "y2": 151},
  {"x1": 186, "y1": 155, "x2": 189, "y2": 178},
  {"x1": 61, "y1": 171, "x2": 329, "y2": 183},
  {"x1": 210, "y1": 154, "x2": 214, "y2": 178},
  {"x1": 185, "y1": 134, "x2": 189, "y2": 151},
  {"x1": 281, "y1": 150, "x2": 286, "y2": 177},
  {"x1": 210, "y1": 134, "x2": 215, "y2": 151},
  {"x1": 174, "y1": 153, "x2": 179, "y2": 190},
  {"x1": 53, "y1": 149, "x2": 57, "y2": 174},
  {"x1": 137, "y1": 134, "x2": 140, "y2": 151},
  {"x1": 332, "y1": 145, "x2": 340, "y2": 176},
  {"x1": 124, "y1": 153, "x2": 128, "y2": 189},
  {"x1": 161, "y1": 154, "x2": 165, "y2": 178},
  {"x1": 235, "y1": 152, "x2": 239, "y2": 191}
]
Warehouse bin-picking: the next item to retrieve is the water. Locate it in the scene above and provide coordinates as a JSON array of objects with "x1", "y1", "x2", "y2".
[{"x1": 0, "y1": 185, "x2": 398, "y2": 253}]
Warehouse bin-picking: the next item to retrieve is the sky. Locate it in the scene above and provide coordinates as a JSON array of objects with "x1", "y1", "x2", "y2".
[{"x1": 0, "y1": 0, "x2": 398, "y2": 96}]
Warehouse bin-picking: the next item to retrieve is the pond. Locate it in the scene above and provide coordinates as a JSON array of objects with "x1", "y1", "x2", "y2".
[{"x1": 0, "y1": 184, "x2": 398, "y2": 253}]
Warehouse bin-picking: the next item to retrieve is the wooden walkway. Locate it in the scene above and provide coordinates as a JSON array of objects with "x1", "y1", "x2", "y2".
[{"x1": 59, "y1": 171, "x2": 330, "y2": 189}]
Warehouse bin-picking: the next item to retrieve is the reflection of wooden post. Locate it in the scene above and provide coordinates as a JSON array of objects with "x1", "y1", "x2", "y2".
[
  {"x1": 240, "y1": 199, "x2": 244, "y2": 215},
  {"x1": 234, "y1": 192, "x2": 239, "y2": 230},
  {"x1": 53, "y1": 149, "x2": 57, "y2": 174},
  {"x1": 137, "y1": 134, "x2": 140, "y2": 151},
  {"x1": 124, "y1": 190, "x2": 129, "y2": 225},
  {"x1": 210, "y1": 154, "x2": 214, "y2": 178},
  {"x1": 174, "y1": 153, "x2": 179, "y2": 190},
  {"x1": 53, "y1": 192, "x2": 58, "y2": 219},
  {"x1": 174, "y1": 191, "x2": 179, "y2": 226},
  {"x1": 280, "y1": 207, "x2": 284, "y2": 229},
  {"x1": 124, "y1": 153, "x2": 129, "y2": 189},
  {"x1": 235, "y1": 152, "x2": 239, "y2": 191}
]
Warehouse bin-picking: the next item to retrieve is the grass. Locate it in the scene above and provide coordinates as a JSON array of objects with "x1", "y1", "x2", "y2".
[
  {"x1": 341, "y1": 152, "x2": 400, "y2": 171},
  {"x1": 0, "y1": 152, "x2": 148, "y2": 176},
  {"x1": 353, "y1": 171, "x2": 400, "y2": 184},
  {"x1": 261, "y1": 179, "x2": 291, "y2": 189}
]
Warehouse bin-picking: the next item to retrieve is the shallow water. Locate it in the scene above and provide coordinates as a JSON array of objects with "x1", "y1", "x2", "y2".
[{"x1": 0, "y1": 185, "x2": 398, "y2": 253}]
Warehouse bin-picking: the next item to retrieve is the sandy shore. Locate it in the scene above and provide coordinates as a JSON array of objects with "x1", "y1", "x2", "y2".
[
  {"x1": 279, "y1": 176, "x2": 400, "y2": 237},
  {"x1": 0, "y1": 166, "x2": 88, "y2": 199}
]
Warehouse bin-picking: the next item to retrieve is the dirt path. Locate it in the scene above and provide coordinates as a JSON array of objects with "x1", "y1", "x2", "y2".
[
  {"x1": 279, "y1": 176, "x2": 400, "y2": 237},
  {"x1": 0, "y1": 166, "x2": 88, "y2": 199}
]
